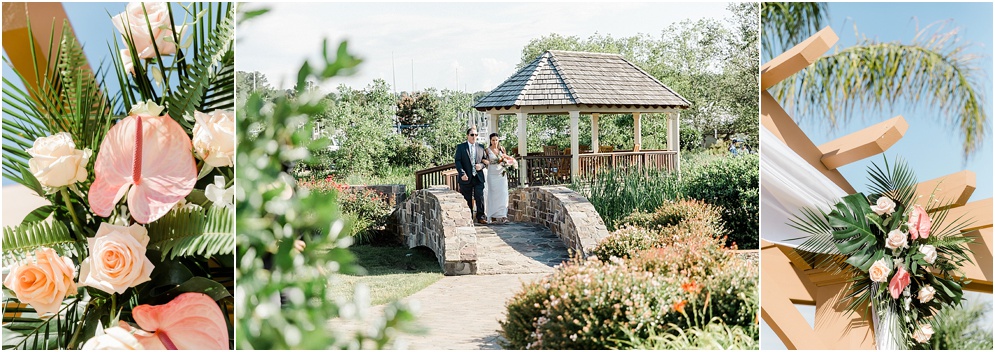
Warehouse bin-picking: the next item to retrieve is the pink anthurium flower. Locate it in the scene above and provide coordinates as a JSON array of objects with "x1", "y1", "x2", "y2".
[
  {"x1": 889, "y1": 266, "x2": 911, "y2": 299},
  {"x1": 89, "y1": 101, "x2": 196, "y2": 224},
  {"x1": 132, "y1": 292, "x2": 229, "y2": 350},
  {"x1": 908, "y1": 204, "x2": 932, "y2": 240}
]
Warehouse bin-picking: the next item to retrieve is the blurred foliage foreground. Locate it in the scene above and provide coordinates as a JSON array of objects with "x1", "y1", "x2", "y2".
[{"x1": 234, "y1": 9, "x2": 419, "y2": 349}]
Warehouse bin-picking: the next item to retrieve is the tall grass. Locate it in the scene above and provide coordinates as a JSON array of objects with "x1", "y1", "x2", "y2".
[{"x1": 572, "y1": 153, "x2": 759, "y2": 249}]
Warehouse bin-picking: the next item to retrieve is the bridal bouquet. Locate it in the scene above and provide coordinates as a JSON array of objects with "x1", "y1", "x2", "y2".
[
  {"x1": 791, "y1": 158, "x2": 974, "y2": 348},
  {"x1": 2, "y1": 2, "x2": 234, "y2": 349},
  {"x1": 499, "y1": 154, "x2": 518, "y2": 177}
]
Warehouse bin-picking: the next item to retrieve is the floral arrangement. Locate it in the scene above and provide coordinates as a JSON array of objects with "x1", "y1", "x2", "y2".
[
  {"x1": 791, "y1": 158, "x2": 974, "y2": 348},
  {"x1": 2, "y1": 2, "x2": 234, "y2": 349},
  {"x1": 499, "y1": 154, "x2": 518, "y2": 177}
]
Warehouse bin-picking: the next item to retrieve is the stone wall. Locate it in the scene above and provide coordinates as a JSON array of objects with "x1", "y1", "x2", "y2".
[
  {"x1": 507, "y1": 186, "x2": 610, "y2": 256},
  {"x1": 391, "y1": 186, "x2": 477, "y2": 275}
]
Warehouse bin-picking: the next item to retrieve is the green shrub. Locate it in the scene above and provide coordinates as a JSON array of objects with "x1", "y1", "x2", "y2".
[
  {"x1": 499, "y1": 257, "x2": 689, "y2": 350},
  {"x1": 590, "y1": 226, "x2": 658, "y2": 261},
  {"x1": 619, "y1": 199, "x2": 725, "y2": 234},
  {"x1": 339, "y1": 188, "x2": 394, "y2": 244},
  {"x1": 681, "y1": 154, "x2": 758, "y2": 249}
]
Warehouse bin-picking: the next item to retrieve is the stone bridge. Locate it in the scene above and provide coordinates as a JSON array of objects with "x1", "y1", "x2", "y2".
[{"x1": 390, "y1": 186, "x2": 610, "y2": 275}]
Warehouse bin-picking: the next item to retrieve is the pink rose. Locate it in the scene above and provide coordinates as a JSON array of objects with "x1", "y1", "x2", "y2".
[
  {"x1": 192, "y1": 110, "x2": 235, "y2": 168},
  {"x1": 870, "y1": 196, "x2": 896, "y2": 215},
  {"x1": 120, "y1": 49, "x2": 135, "y2": 76},
  {"x1": 908, "y1": 205, "x2": 931, "y2": 240},
  {"x1": 889, "y1": 266, "x2": 911, "y2": 299},
  {"x1": 2, "y1": 248, "x2": 77, "y2": 316},
  {"x1": 79, "y1": 223, "x2": 155, "y2": 294},
  {"x1": 111, "y1": 2, "x2": 185, "y2": 59},
  {"x1": 884, "y1": 229, "x2": 908, "y2": 250}
]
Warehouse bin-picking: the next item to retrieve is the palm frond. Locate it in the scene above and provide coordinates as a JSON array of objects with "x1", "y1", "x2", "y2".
[
  {"x1": 2, "y1": 221, "x2": 80, "y2": 266},
  {"x1": 2, "y1": 20, "x2": 114, "y2": 189},
  {"x1": 164, "y1": 2, "x2": 236, "y2": 125},
  {"x1": 773, "y1": 22, "x2": 989, "y2": 159},
  {"x1": 146, "y1": 206, "x2": 234, "y2": 259},
  {"x1": 2, "y1": 294, "x2": 82, "y2": 350},
  {"x1": 761, "y1": 2, "x2": 828, "y2": 61},
  {"x1": 866, "y1": 156, "x2": 918, "y2": 207}
]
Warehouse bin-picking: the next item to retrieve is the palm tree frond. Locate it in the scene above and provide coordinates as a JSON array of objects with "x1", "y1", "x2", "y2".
[{"x1": 146, "y1": 206, "x2": 234, "y2": 259}]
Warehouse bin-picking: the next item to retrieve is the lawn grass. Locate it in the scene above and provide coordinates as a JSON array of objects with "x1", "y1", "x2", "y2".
[{"x1": 330, "y1": 245, "x2": 444, "y2": 306}]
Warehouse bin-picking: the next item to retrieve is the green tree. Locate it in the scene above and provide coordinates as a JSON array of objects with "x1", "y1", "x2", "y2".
[{"x1": 762, "y1": 2, "x2": 989, "y2": 158}]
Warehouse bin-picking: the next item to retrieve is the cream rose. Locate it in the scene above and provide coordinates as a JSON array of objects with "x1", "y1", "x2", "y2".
[
  {"x1": 81, "y1": 324, "x2": 144, "y2": 350},
  {"x1": 870, "y1": 196, "x2": 896, "y2": 215},
  {"x1": 2, "y1": 248, "x2": 77, "y2": 316},
  {"x1": 917, "y1": 285, "x2": 936, "y2": 303},
  {"x1": 911, "y1": 323, "x2": 934, "y2": 344},
  {"x1": 868, "y1": 258, "x2": 891, "y2": 283},
  {"x1": 884, "y1": 229, "x2": 909, "y2": 250},
  {"x1": 79, "y1": 223, "x2": 155, "y2": 294},
  {"x1": 26, "y1": 132, "x2": 92, "y2": 189},
  {"x1": 111, "y1": 2, "x2": 185, "y2": 59},
  {"x1": 192, "y1": 110, "x2": 235, "y2": 168},
  {"x1": 919, "y1": 245, "x2": 937, "y2": 264}
]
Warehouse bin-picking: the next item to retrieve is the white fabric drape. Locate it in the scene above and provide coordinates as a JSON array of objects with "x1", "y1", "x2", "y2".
[{"x1": 760, "y1": 125, "x2": 848, "y2": 247}]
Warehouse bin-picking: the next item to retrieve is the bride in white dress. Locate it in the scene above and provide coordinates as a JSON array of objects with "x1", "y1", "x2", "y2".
[{"x1": 484, "y1": 133, "x2": 509, "y2": 224}]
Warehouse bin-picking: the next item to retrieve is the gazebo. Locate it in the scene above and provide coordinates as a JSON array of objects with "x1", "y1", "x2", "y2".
[{"x1": 475, "y1": 50, "x2": 690, "y2": 186}]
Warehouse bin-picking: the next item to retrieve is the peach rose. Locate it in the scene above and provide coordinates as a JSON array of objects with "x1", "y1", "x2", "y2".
[
  {"x1": 2, "y1": 248, "x2": 77, "y2": 316},
  {"x1": 79, "y1": 223, "x2": 155, "y2": 294},
  {"x1": 192, "y1": 110, "x2": 235, "y2": 168},
  {"x1": 912, "y1": 323, "x2": 934, "y2": 343},
  {"x1": 917, "y1": 285, "x2": 936, "y2": 303},
  {"x1": 81, "y1": 323, "x2": 145, "y2": 350},
  {"x1": 884, "y1": 229, "x2": 908, "y2": 250},
  {"x1": 27, "y1": 132, "x2": 92, "y2": 189},
  {"x1": 111, "y1": 2, "x2": 185, "y2": 59},
  {"x1": 908, "y1": 205, "x2": 931, "y2": 240},
  {"x1": 120, "y1": 49, "x2": 135, "y2": 76},
  {"x1": 868, "y1": 258, "x2": 891, "y2": 283},
  {"x1": 870, "y1": 196, "x2": 896, "y2": 215}
]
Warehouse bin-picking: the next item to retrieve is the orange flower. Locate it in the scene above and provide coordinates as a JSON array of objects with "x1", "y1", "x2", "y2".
[
  {"x1": 672, "y1": 300, "x2": 687, "y2": 314},
  {"x1": 681, "y1": 281, "x2": 701, "y2": 294}
]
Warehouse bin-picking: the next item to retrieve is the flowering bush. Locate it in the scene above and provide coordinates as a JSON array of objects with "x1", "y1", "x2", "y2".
[
  {"x1": 593, "y1": 199, "x2": 730, "y2": 262},
  {"x1": 298, "y1": 177, "x2": 394, "y2": 244}
]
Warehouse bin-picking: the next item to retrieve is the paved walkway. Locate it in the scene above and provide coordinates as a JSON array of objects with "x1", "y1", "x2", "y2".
[
  {"x1": 330, "y1": 222, "x2": 570, "y2": 349},
  {"x1": 475, "y1": 222, "x2": 571, "y2": 274}
]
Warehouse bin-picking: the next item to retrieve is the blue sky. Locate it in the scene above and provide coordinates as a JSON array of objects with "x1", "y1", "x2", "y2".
[
  {"x1": 236, "y1": 2, "x2": 737, "y2": 92},
  {"x1": 760, "y1": 2, "x2": 993, "y2": 349}
]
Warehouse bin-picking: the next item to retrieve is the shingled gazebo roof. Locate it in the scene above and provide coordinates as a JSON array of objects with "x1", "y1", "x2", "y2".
[{"x1": 474, "y1": 50, "x2": 691, "y2": 111}]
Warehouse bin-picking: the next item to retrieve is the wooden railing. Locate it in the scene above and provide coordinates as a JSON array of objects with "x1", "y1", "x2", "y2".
[
  {"x1": 414, "y1": 150, "x2": 678, "y2": 190},
  {"x1": 579, "y1": 150, "x2": 677, "y2": 177},
  {"x1": 416, "y1": 163, "x2": 522, "y2": 191}
]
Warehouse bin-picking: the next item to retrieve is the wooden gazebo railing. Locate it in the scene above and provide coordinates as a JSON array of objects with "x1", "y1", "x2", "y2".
[{"x1": 413, "y1": 150, "x2": 677, "y2": 191}]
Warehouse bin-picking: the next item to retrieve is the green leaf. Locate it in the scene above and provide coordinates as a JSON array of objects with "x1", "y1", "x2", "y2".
[
  {"x1": 21, "y1": 205, "x2": 55, "y2": 223},
  {"x1": 19, "y1": 166, "x2": 44, "y2": 198},
  {"x1": 146, "y1": 206, "x2": 234, "y2": 259},
  {"x1": 145, "y1": 277, "x2": 232, "y2": 306}
]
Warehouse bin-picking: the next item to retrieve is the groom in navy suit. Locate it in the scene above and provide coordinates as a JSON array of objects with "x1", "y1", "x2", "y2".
[{"x1": 455, "y1": 127, "x2": 488, "y2": 224}]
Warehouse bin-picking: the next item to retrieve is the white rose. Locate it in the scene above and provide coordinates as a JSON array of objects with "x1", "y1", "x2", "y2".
[
  {"x1": 111, "y1": 2, "x2": 185, "y2": 59},
  {"x1": 911, "y1": 323, "x2": 934, "y2": 344},
  {"x1": 870, "y1": 196, "x2": 896, "y2": 215},
  {"x1": 919, "y1": 245, "x2": 937, "y2": 264},
  {"x1": 27, "y1": 132, "x2": 92, "y2": 188},
  {"x1": 79, "y1": 223, "x2": 155, "y2": 294},
  {"x1": 192, "y1": 110, "x2": 235, "y2": 168},
  {"x1": 868, "y1": 258, "x2": 891, "y2": 283},
  {"x1": 120, "y1": 49, "x2": 135, "y2": 76},
  {"x1": 81, "y1": 324, "x2": 144, "y2": 350},
  {"x1": 917, "y1": 285, "x2": 936, "y2": 303},
  {"x1": 884, "y1": 229, "x2": 909, "y2": 250}
]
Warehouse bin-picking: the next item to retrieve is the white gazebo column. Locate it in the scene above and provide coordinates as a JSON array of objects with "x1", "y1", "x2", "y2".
[
  {"x1": 570, "y1": 110, "x2": 580, "y2": 181},
  {"x1": 670, "y1": 111, "x2": 681, "y2": 173},
  {"x1": 517, "y1": 112, "x2": 528, "y2": 185},
  {"x1": 633, "y1": 112, "x2": 642, "y2": 151},
  {"x1": 591, "y1": 113, "x2": 600, "y2": 153},
  {"x1": 487, "y1": 112, "x2": 499, "y2": 137}
]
